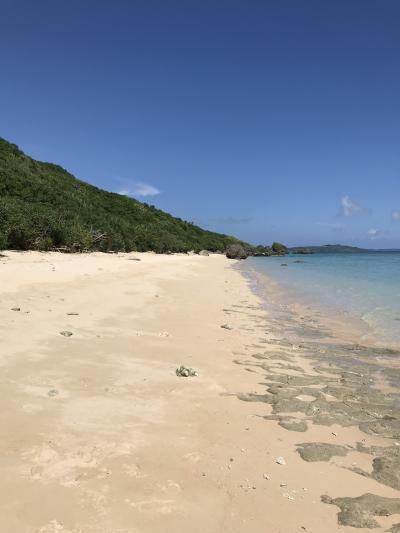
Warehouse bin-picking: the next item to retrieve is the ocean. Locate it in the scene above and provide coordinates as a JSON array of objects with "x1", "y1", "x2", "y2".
[{"x1": 248, "y1": 252, "x2": 400, "y2": 348}]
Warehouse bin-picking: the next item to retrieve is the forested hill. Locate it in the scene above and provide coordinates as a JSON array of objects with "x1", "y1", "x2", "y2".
[
  {"x1": 0, "y1": 138, "x2": 249, "y2": 253},
  {"x1": 290, "y1": 244, "x2": 368, "y2": 254}
]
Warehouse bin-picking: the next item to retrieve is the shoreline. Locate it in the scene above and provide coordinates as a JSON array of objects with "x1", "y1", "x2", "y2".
[
  {"x1": 243, "y1": 258, "x2": 400, "y2": 351},
  {"x1": 1, "y1": 251, "x2": 400, "y2": 532}
]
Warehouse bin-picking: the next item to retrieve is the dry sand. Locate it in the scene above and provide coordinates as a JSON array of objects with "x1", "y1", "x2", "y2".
[{"x1": 0, "y1": 251, "x2": 398, "y2": 532}]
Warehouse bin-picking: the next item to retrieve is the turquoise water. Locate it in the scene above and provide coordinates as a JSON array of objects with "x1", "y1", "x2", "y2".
[{"x1": 249, "y1": 252, "x2": 400, "y2": 346}]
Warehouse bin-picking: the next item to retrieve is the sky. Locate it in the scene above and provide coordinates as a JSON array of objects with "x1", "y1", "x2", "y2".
[{"x1": 1, "y1": 0, "x2": 400, "y2": 248}]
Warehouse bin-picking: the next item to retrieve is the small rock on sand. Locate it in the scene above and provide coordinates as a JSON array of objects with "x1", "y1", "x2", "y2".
[
  {"x1": 220, "y1": 324, "x2": 233, "y2": 330},
  {"x1": 67, "y1": 312, "x2": 79, "y2": 316},
  {"x1": 48, "y1": 389, "x2": 59, "y2": 397},
  {"x1": 11, "y1": 307, "x2": 21, "y2": 312},
  {"x1": 176, "y1": 365, "x2": 198, "y2": 377},
  {"x1": 276, "y1": 456, "x2": 286, "y2": 465},
  {"x1": 59, "y1": 331, "x2": 73, "y2": 337}
]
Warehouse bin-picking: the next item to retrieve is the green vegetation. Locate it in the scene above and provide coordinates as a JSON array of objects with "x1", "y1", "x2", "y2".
[
  {"x1": 0, "y1": 138, "x2": 251, "y2": 253},
  {"x1": 0, "y1": 137, "x2": 288, "y2": 255}
]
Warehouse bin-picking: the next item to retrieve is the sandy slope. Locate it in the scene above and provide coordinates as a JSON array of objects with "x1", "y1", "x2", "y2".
[{"x1": 0, "y1": 251, "x2": 397, "y2": 532}]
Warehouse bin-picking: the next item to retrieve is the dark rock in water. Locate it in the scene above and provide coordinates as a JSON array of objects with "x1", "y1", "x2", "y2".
[
  {"x1": 352, "y1": 443, "x2": 400, "y2": 490},
  {"x1": 321, "y1": 493, "x2": 400, "y2": 528},
  {"x1": 221, "y1": 324, "x2": 233, "y2": 330},
  {"x1": 360, "y1": 418, "x2": 400, "y2": 439},
  {"x1": 11, "y1": 307, "x2": 21, "y2": 312},
  {"x1": 225, "y1": 244, "x2": 248, "y2": 260},
  {"x1": 60, "y1": 330, "x2": 73, "y2": 337},
  {"x1": 294, "y1": 260, "x2": 305, "y2": 263},
  {"x1": 199, "y1": 250, "x2": 210, "y2": 256},
  {"x1": 281, "y1": 263, "x2": 288, "y2": 267},
  {"x1": 176, "y1": 365, "x2": 198, "y2": 377},
  {"x1": 297, "y1": 442, "x2": 350, "y2": 462},
  {"x1": 277, "y1": 417, "x2": 308, "y2": 432}
]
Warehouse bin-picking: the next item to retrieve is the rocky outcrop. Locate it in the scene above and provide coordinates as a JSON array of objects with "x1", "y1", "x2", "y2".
[{"x1": 225, "y1": 244, "x2": 248, "y2": 260}]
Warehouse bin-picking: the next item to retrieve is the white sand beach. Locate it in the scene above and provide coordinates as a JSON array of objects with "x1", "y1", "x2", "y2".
[{"x1": 0, "y1": 251, "x2": 398, "y2": 532}]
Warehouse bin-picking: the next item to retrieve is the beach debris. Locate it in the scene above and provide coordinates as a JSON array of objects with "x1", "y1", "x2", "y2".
[
  {"x1": 11, "y1": 307, "x2": 21, "y2": 312},
  {"x1": 47, "y1": 389, "x2": 59, "y2": 397},
  {"x1": 67, "y1": 312, "x2": 79, "y2": 316},
  {"x1": 199, "y1": 250, "x2": 210, "y2": 256},
  {"x1": 263, "y1": 473, "x2": 271, "y2": 480},
  {"x1": 128, "y1": 257, "x2": 141, "y2": 261},
  {"x1": 59, "y1": 330, "x2": 73, "y2": 337},
  {"x1": 276, "y1": 456, "x2": 286, "y2": 465},
  {"x1": 220, "y1": 324, "x2": 233, "y2": 330},
  {"x1": 176, "y1": 365, "x2": 198, "y2": 377},
  {"x1": 283, "y1": 492, "x2": 295, "y2": 501}
]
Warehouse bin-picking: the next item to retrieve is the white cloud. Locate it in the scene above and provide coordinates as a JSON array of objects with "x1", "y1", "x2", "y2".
[
  {"x1": 339, "y1": 195, "x2": 363, "y2": 217},
  {"x1": 133, "y1": 182, "x2": 160, "y2": 197},
  {"x1": 367, "y1": 228, "x2": 382, "y2": 240},
  {"x1": 117, "y1": 182, "x2": 160, "y2": 198},
  {"x1": 392, "y1": 210, "x2": 400, "y2": 221}
]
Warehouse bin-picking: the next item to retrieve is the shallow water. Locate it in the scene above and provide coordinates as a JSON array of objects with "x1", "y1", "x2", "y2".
[{"x1": 248, "y1": 252, "x2": 400, "y2": 347}]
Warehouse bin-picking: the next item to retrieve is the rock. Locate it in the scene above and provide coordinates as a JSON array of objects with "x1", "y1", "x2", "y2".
[
  {"x1": 60, "y1": 331, "x2": 73, "y2": 337},
  {"x1": 11, "y1": 307, "x2": 21, "y2": 312},
  {"x1": 67, "y1": 312, "x2": 79, "y2": 316},
  {"x1": 128, "y1": 257, "x2": 141, "y2": 261},
  {"x1": 48, "y1": 389, "x2": 59, "y2": 397},
  {"x1": 225, "y1": 244, "x2": 248, "y2": 260},
  {"x1": 220, "y1": 324, "x2": 233, "y2": 330},
  {"x1": 276, "y1": 456, "x2": 286, "y2": 465},
  {"x1": 281, "y1": 263, "x2": 288, "y2": 267},
  {"x1": 296, "y1": 442, "x2": 350, "y2": 462},
  {"x1": 321, "y1": 493, "x2": 400, "y2": 528},
  {"x1": 176, "y1": 365, "x2": 198, "y2": 377},
  {"x1": 263, "y1": 473, "x2": 271, "y2": 480},
  {"x1": 199, "y1": 250, "x2": 210, "y2": 256}
]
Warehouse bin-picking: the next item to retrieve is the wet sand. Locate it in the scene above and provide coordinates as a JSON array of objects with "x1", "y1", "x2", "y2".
[{"x1": 1, "y1": 251, "x2": 400, "y2": 532}]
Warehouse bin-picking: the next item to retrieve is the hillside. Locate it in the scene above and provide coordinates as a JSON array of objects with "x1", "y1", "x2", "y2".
[
  {"x1": 290, "y1": 244, "x2": 368, "y2": 254},
  {"x1": 0, "y1": 138, "x2": 249, "y2": 253}
]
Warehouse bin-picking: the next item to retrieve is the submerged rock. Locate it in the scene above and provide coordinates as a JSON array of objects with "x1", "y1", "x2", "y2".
[
  {"x1": 321, "y1": 493, "x2": 400, "y2": 528},
  {"x1": 296, "y1": 442, "x2": 350, "y2": 462}
]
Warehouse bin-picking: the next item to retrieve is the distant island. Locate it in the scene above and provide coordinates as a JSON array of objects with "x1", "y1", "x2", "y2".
[
  {"x1": 0, "y1": 137, "x2": 287, "y2": 256},
  {"x1": 290, "y1": 245, "x2": 368, "y2": 254}
]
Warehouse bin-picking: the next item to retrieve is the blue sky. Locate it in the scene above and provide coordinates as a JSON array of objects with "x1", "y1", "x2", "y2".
[{"x1": 2, "y1": 0, "x2": 400, "y2": 248}]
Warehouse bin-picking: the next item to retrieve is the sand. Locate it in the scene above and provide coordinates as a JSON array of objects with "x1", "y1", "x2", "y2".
[{"x1": 0, "y1": 251, "x2": 399, "y2": 532}]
